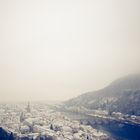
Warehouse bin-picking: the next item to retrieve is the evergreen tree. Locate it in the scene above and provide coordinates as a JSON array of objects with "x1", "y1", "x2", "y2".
[{"x1": 50, "y1": 124, "x2": 53, "y2": 130}]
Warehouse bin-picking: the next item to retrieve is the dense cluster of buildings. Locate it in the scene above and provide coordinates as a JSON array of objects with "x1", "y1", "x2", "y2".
[{"x1": 0, "y1": 102, "x2": 113, "y2": 140}]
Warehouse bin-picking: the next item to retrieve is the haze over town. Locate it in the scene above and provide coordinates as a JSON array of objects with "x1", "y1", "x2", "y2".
[{"x1": 0, "y1": 0, "x2": 140, "y2": 101}]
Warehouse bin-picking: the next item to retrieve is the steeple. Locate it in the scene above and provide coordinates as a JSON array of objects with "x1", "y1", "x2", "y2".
[
  {"x1": 26, "y1": 102, "x2": 31, "y2": 113},
  {"x1": 20, "y1": 112, "x2": 25, "y2": 122}
]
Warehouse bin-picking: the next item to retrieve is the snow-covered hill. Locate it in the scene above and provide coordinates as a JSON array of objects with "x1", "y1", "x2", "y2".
[{"x1": 65, "y1": 74, "x2": 140, "y2": 115}]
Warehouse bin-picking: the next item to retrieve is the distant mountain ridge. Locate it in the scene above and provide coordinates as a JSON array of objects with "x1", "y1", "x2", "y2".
[{"x1": 64, "y1": 74, "x2": 140, "y2": 115}]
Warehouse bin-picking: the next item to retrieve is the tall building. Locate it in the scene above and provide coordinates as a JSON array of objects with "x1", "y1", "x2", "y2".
[
  {"x1": 26, "y1": 102, "x2": 31, "y2": 113},
  {"x1": 20, "y1": 112, "x2": 25, "y2": 123}
]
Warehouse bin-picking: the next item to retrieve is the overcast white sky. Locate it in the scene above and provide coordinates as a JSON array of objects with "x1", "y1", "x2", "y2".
[{"x1": 0, "y1": 0, "x2": 140, "y2": 101}]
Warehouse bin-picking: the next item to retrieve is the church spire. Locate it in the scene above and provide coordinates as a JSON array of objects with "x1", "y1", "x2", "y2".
[{"x1": 26, "y1": 102, "x2": 31, "y2": 113}]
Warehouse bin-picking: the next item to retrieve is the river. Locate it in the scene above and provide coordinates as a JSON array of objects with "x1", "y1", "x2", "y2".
[{"x1": 62, "y1": 111, "x2": 140, "y2": 140}]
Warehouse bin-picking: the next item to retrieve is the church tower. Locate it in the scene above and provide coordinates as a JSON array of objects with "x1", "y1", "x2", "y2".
[
  {"x1": 20, "y1": 112, "x2": 25, "y2": 122},
  {"x1": 26, "y1": 102, "x2": 31, "y2": 113}
]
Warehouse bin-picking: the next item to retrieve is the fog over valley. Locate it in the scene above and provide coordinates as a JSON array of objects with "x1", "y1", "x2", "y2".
[{"x1": 0, "y1": 0, "x2": 140, "y2": 101}]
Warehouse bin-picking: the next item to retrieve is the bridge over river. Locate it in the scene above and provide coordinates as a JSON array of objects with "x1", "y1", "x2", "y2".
[{"x1": 61, "y1": 111, "x2": 140, "y2": 140}]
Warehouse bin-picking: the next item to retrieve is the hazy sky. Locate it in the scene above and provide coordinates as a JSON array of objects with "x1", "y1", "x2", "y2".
[{"x1": 0, "y1": 0, "x2": 140, "y2": 101}]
